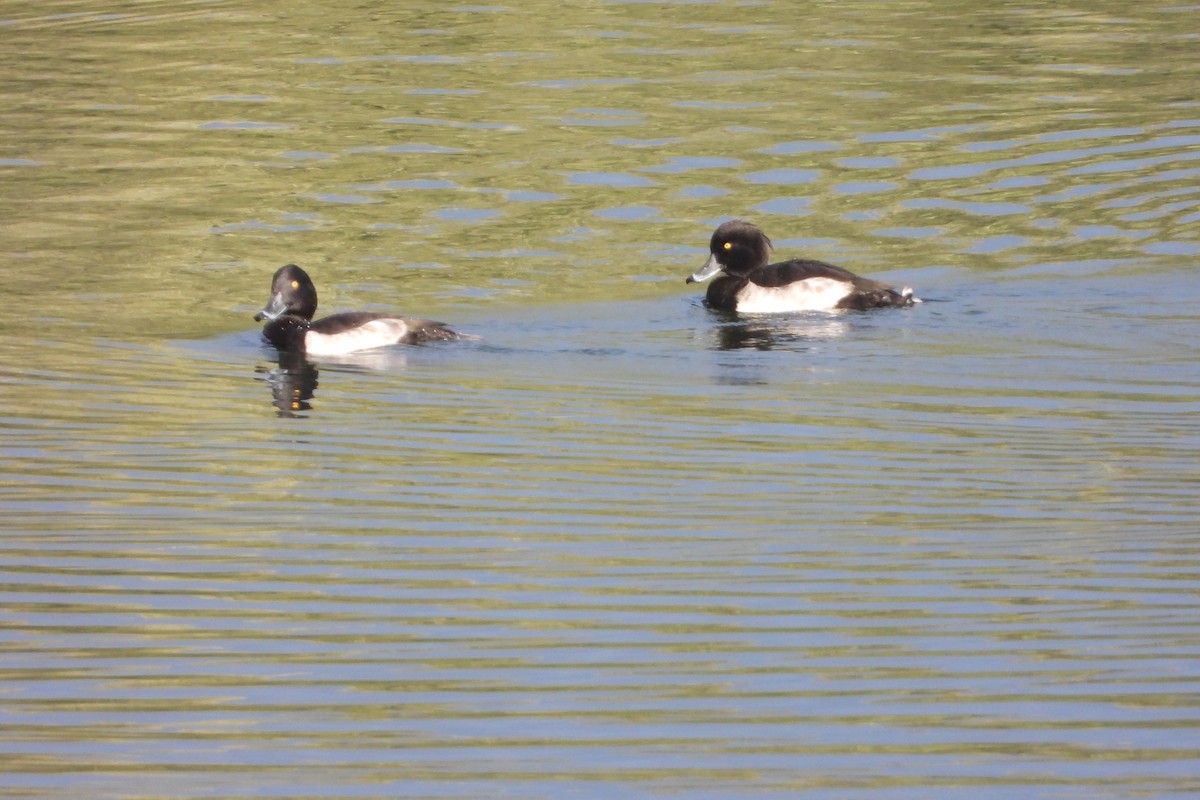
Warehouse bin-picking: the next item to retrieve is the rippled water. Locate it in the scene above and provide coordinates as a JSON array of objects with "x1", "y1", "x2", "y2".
[{"x1": 2, "y1": 0, "x2": 1200, "y2": 797}]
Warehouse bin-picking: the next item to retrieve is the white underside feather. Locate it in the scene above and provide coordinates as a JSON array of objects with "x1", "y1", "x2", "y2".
[
  {"x1": 304, "y1": 318, "x2": 410, "y2": 356},
  {"x1": 735, "y1": 277, "x2": 853, "y2": 313}
]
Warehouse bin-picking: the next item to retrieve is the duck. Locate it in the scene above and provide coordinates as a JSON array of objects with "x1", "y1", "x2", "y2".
[
  {"x1": 686, "y1": 220, "x2": 918, "y2": 312},
  {"x1": 254, "y1": 264, "x2": 459, "y2": 355}
]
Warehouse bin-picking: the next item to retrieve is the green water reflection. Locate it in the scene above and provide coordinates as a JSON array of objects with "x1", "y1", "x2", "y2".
[{"x1": 3, "y1": 0, "x2": 1197, "y2": 340}]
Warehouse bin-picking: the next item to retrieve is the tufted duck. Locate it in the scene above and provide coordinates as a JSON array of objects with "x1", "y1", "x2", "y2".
[
  {"x1": 687, "y1": 220, "x2": 918, "y2": 312},
  {"x1": 254, "y1": 264, "x2": 459, "y2": 355}
]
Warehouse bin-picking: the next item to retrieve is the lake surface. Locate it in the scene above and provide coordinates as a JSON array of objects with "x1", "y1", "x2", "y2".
[{"x1": 2, "y1": 0, "x2": 1199, "y2": 797}]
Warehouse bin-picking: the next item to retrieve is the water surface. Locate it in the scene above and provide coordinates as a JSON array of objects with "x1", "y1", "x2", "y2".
[{"x1": 2, "y1": 0, "x2": 1199, "y2": 797}]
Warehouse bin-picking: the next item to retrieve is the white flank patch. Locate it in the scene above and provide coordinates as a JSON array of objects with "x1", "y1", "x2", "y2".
[
  {"x1": 735, "y1": 277, "x2": 853, "y2": 313},
  {"x1": 304, "y1": 318, "x2": 410, "y2": 356}
]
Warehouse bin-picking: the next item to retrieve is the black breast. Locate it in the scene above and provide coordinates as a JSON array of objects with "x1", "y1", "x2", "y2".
[
  {"x1": 704, "y1": 276, "x2": 748, "y2": 310},
  {"x1": 262, "y1": 315, "x2": 311, "y2": 350}
]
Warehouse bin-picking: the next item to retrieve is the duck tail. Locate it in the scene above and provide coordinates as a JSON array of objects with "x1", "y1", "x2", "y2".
[{"x1": 412, "y1": 320, "x2": 482, "y2": 343}]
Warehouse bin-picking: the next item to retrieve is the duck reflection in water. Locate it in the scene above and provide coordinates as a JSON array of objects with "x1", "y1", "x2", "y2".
[
  {"x1": 711, "y1": 310, "x2": 850, "y2": 351},
  {"x1": 257, "y1": 349, "x2": 319, "y2": 417},
  {"x1": 256, "y1": 347, "x2": 413, "y2": 417}
]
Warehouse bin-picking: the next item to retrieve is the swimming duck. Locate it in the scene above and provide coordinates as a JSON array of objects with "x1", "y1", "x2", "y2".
[
  {"x1": 686, "y1": 220, "x2": 918, "y2": 312},
  {"x1": 254, "y1": 264, "x2": 459, "y2": 355}
]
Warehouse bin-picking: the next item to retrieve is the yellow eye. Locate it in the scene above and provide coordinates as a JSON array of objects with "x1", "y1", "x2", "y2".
[
  {"x1": 291, "y1": 281, "x2": 299, "y2": 289},
  {"x1": 723, "y1": 242, "x2": 732, "y2": 251}
]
